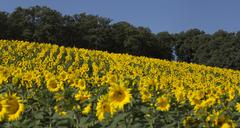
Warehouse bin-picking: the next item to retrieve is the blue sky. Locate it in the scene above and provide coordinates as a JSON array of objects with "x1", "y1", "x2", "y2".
[{"x1": 0, "y1": 0, "x2": 240, "y2": 34}]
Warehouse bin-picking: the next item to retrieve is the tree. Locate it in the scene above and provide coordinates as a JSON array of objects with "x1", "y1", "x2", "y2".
[
  {"x1": 0, "y1": 11, "x2": 8, "y2": 39},
  {"x1": 111, "y1": 21, "x2": 136, "y2": 53},
  {"x1": 32, "y1": 6, "x2": 63, "y2": 43},
  {"x1": 174, "y1": 28, "x2": 205, "y2": 62},
  {"x1": 193, "y1": 30, "x2": 240, "y2": 69},
  {"x1": 156, "y1": 32, "x2": 174, "y2": 60}
]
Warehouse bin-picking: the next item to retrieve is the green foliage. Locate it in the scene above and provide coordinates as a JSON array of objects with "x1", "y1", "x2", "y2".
[
  {"x1": 173, "y1": 29, "x2": 240, "y2": 70},
  {"x1": 0, "y1": 11, "x2": 8, "y2": 39}
]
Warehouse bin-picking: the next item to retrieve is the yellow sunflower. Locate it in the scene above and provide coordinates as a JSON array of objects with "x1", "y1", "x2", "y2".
[
  {"x1": 139, "y1": 87, "x2": 152, "y2": 103},
  {"x1": 74, "y1": 90, "x2": 91, "y2": 104},
  {"x1": 235, "y1": 103, "x2": 240, "y2": 112},
  {"x1": 82, "y1": 103, "x2": 92, "y2": 115},
  {"x1": 108, "y1": 83, "x2": 132, "y2": 111},
  {"x1": 54, "y1": 105, "x2": 67, "y2": 117},
  {"x1": 96, "y1": 95, "x2": 113, "y2": 121},
  {"x1": 4, "y1": 93, "x2": 24, "y2": 121},
  {"x1": 155, "y1": 96, "x2": 170, "y2": 111},
  {"x1": 46, "y1": 78, "x2": 62, "y2": 92},
  {"x1": 58, "y1": 71, "x2": 68, "y2": 81},
  {"x1": 0, "y1": 95, "x2": 7, "y2": 122},
  {"x1": 0, "y1": 72, "x2": 8, "y2": 85},
  {"x1": 221, "y1": 123, "x2": 232, "y2": 128}
]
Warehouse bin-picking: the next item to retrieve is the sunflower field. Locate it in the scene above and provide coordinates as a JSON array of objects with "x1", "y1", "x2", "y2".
[{"x1": 0, "y1": 40, "x2": 239, "y2": 128}]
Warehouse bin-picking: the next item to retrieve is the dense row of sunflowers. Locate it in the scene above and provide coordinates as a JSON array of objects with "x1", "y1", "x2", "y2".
[{"x1": 0, "y1": 40, "x2": 239, "y2": 127}]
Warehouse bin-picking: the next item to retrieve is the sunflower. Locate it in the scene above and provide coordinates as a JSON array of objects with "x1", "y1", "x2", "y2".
[
  {"x1": 108, "y1": 83, "x2": 132, "y2": 111},
  {"x1": 54, "y1": 93, "x2": 63, "y2": 102},
  {"x1": 139, "y1": 87, "x2": 152, "y2": 103},
  {"x1": 188, "y1": 93, "x2": 202, "y2": 106},
  {"x1": 96, "y1": 95, "x2": 113, "y2": 121},
  {"x1": 54, "y1": 105, "x2": 67, "y2": 117},
  {"x1": 0, "y1": 72, "x2": 8, "y2": 85},
  {"x1": 46, "y1": 78, "x2": 62, "y2": 92},
  {"x1": 155, "y1": 96, "x2": 170, "y2": 111},
  {"x1": 4, "y1": 93, "x2": 24, "y2": 121},
  {"x1": 82, "y1": 103, "x2": 92, "y2": 115},
  {"x1": 74, "y1": 90, "x2": 91, "y2": 104},
  {"x1": 221, "y1": 123, "x2": 232, "y2": 128},
  {"x1": 0, "y1": 96, "x2": 7, "y2": 122},
  {"x1": 183, "y1": 116, "x2": 201, "y2": 128},
  {"x1": 75, "y1": 79, "x2": 86, "y2": 90},
  {"x1": 235, "y1": 103, "x2": 240, "y2": 112},
  {"x1": 58, "y1": 71, "x2": 68, "y2": 81}
]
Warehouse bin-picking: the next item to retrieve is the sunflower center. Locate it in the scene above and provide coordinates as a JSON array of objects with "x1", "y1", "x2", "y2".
[
  {"x1": 49, "y1": 81, "x2": 57, "y2": 88},
  {"x1": 143, "y1": 90, "x2": 150, "y2": 96},
  {"x1": 113, "y1": 90, "x2": 125, "y2": 102},
  {"x1": 61, "y1": 74, "x2": 66, "y2": 79},
  {"x1": 102, "y1": 103, "x2": 110, "y2": 112},
  {"x1": 26, "y1": 74, "x2": 32, "y2": 80},
  {"x1": 157, "y1": 99, "x2": 167, "y2": 107},
  {"x1": 192, "y1": 98, "x2": 200, "y2": 105},
  {"x1": 7, "y1": 98, "x2": 19, "y2": 114}
]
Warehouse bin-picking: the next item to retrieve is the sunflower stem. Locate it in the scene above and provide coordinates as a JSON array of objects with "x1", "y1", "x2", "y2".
[{"x1": 124, "y1": 116, "x2": 128, "y2": 128}]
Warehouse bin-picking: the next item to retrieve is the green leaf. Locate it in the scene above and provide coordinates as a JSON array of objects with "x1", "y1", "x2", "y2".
[
  {"x1": 109, "y1": 113, "x2": 129, "y2": 128},
  {"x1": 140, "y1": 106, "x2": 149, "y2": 113},
  {"x1": 79, "y1": 117, "x2": 88, "y2": 125},
  {"x1": 55, "y1": 119, "x2": 71, "y2": 127},
  {"x1": 34, "y1": 112, "x2": 44, "y2": 120}
]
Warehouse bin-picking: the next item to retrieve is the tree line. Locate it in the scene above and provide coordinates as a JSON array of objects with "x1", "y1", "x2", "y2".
[{"x1": 0, "y1": 6, "x2": 240, "y2": 70}]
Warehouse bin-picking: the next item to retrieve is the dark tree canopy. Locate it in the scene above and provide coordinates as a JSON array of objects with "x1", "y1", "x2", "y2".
[
  {"x1": 174, "y1": 29, "x2": 240, "y2": 70},
  {"x1": 0, "y1": 11, "x2": 9, "y2": 38}
]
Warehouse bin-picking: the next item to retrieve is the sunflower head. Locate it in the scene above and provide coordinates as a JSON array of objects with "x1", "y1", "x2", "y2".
[
  {"x1": 58, "y1": 71, "x2": 68, "y2": 81},
  {"x1": 235, "y1": 103, "x2": 240, "y2": 112},
  {"x1": 108, "y1": 83, "x2": 132, "y2": 111},
  {"x1": 46, "y1": 78, "x2": 62, "y2": 92},
  {"x1": 221, "y1": 123, "x2": 231, "y2": 128},
  {"x1": 4, "y1": 93, "x2": 24, "y2": 122},
  {"x1": 82, "y1": 103, "x2": 92, "y2": 115},
  {"x1": 155, "y1": 96, "x2": 170, "y2": 111},
  {"x1": 0, "y1": 95, "x2": 7, "y2": 122},
  {"x1": 0, "y1": 70, "x2": 8, "y2": 85},
  {"x1": 139, "y1": 86, "x2": 152, "y2": 103},
  {"x1": 96, "y1": 95, "x2": 112, "y2": 121},
  {"x1": 74, "y1": 90, "x2": 91, "y2": 104}
]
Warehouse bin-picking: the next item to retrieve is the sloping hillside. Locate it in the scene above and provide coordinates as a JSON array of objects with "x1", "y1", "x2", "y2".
[{"x1": 0, "y1": 40, "x2": 239, "y2": 127}]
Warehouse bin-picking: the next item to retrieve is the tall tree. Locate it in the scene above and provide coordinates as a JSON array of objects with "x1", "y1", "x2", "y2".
[
  {"x1": 0, "y1": 11, "x2": 8, "y2": 39},
  {"x1": 193, "y1": 30, "x2": 239, "y2": 69},
  {"x1": 156, "y1": 32, "x2": 174, "y2": 60},
  {"x1": 32, "y1": 6, "x2": 63, "y2": 43},
  {"x1": 174, "y1": 28, "x2": 205, "y2": 62}
]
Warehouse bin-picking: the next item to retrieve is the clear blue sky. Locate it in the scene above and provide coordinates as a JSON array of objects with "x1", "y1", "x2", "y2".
[{"x1": 0, "y1": 0, "x2": 240, "y2": 34}]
